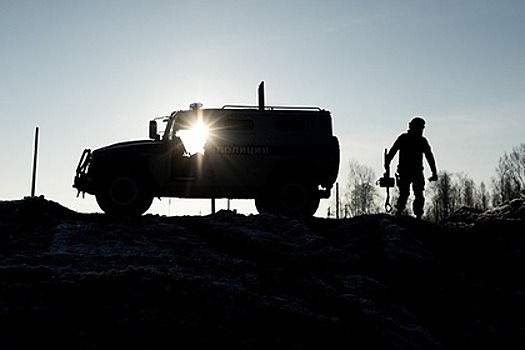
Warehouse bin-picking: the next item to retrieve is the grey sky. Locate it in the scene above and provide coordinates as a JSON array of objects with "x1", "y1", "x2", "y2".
[{"x1": 1, "y1": 0, "x2": 524, "y2": 215}]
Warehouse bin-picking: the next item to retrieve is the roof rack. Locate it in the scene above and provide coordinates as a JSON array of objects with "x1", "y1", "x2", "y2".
[
  {"x1": 220, "y1": 82, "x2": 324, "y2": 112},
  {"x1": 221, "y1": 105, "x2": 323, "y2": 111}
]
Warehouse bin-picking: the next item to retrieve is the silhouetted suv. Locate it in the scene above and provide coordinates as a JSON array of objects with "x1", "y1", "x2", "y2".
[{"x1": 73, "y1": 83, "x2": 339, "y2": 218}]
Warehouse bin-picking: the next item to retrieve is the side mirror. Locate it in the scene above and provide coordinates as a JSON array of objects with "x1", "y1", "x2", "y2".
[{"x1": 149, "y1": 120, "x2": 160, "y2": 141}]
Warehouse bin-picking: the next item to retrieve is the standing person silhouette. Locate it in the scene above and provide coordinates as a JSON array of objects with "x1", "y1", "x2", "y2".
[{"x1": 385, "y1": 116, "x2": 438, "y2": 219}]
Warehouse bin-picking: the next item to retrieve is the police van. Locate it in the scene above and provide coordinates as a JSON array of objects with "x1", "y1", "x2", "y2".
[{"x1": 73, "y1": 83, "x2": 340, "y2": 218}]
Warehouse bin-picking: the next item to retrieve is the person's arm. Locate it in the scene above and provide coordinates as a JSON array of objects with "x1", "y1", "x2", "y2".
[
  {"x1": 385, "y1": 136, "x2": 401, "y2": 168},
  {"x1": 424, "y1": 141, "x2": 438, "y2": 181}
]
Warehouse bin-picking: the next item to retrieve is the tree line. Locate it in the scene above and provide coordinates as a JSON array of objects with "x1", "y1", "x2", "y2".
[{"x1": 329, "y1": 143, "x2": 525, "y2": 222}]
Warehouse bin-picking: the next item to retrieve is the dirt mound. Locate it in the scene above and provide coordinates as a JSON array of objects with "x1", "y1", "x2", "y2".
[{"x1": 1, "y1": 197, "x2": 524, "y2": 349}]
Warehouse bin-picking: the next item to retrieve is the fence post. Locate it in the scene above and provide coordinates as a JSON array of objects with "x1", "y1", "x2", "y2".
[
  {"x1": 31, "y1": 126, "x2": 39, "y2": 197},
  {"x1": 335, "y1": 182, "x2": 339, "y2": 219}
]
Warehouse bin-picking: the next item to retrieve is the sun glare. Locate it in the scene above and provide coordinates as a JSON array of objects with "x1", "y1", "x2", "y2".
[{"x1": 177, "y1": 120, "x2": 209, "y2": 155}]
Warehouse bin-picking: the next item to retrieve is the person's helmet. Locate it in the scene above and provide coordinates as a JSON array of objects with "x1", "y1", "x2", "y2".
[{"x1": 409, "y1": 116, "x2": 426, "y2": 130}]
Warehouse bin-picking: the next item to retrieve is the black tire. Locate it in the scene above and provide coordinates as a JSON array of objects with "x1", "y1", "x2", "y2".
[
  {"x1": 276, "y1": 181, "x2": 320, "y2": 218},
  {"x1": 96, "y1": 172, "x2": 153, "y2": 217},
  {"x1": 255, "y1": 192, "x2": 275, "y2": 214}
]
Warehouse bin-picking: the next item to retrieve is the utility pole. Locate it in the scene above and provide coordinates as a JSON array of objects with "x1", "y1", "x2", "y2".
[{"x1": 31, "y1": 126, "x2": 39, "y2": 197}]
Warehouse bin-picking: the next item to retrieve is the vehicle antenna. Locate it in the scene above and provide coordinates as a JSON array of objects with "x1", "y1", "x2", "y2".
[{"x1": 258, "y1": 81, "x2": 265, "y2": 110}]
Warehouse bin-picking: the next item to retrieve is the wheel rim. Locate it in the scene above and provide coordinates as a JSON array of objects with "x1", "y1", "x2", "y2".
[
  {"x1": 280, "y1": 183, "x2": 308, "y2": 211},
  {"x1": 109, "y1": 176, "x2": 138, "y2": 206}
]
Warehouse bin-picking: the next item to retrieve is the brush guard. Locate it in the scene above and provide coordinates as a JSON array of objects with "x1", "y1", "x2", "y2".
[{"x1": 73, "y1": 148, "x2": 92, "y2": 198}]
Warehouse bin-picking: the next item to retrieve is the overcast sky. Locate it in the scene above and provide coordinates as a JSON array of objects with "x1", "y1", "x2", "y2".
[{"x1": 1, "y1": 0, "x2": 524, "y2": 216}]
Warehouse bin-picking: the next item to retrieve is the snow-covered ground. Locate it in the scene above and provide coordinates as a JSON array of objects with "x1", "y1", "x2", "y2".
[{"x1": 0, "y1": 196, "x2": 524, "y2": 349}]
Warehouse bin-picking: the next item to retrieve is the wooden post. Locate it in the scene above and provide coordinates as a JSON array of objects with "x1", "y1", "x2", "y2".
[
  {"x1": 31, "y1": 127, "x2": 39, "y2": 197},
  {"x1": 211, "y1": 198, "x2": 216, "y2": 214},
  {"x1": 335, "y1": 182, "x2": 339, "y2": 219}
]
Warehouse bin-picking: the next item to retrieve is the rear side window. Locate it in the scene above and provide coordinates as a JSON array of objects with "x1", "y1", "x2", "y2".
[
  {"x1": 221, "y1": 118, "x2": 254, "y2": 131},
  {"x1": 275, "y1": 120, "x2": 306, "y2": 132}
]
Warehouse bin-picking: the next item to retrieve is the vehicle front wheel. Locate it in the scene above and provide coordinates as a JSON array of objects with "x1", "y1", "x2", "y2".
[
  {"x1": 255, "y1": 193, "x2": 275, "y2": 214},
  {"x1": 96, "y1": 172, "x2": 153, "y2": 217}
]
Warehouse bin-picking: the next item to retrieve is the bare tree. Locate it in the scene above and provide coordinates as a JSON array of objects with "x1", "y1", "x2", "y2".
[
  {"x1": 426, "y1": 171, "x2": 461, "y2": 222},
  {"x1": 426, "y1": 172, "x2": 492, "y2": 221},
  {"x1": 492, "y1": 143, "x2": 525, "y2": 204},
  {"x1": 457, "y1": 172, "x2": 476, "y2": 208},
  {"x1": 478, "y1": 181, "x2": 489, "y2": 210},
  {"x1": 344, "y1": 159, "x2": 380, "y2": 217}
]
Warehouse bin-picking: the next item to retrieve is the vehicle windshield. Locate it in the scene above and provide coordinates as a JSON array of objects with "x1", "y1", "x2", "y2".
[{"x1": 168, "y1": 110, "x2": 209, "y2": 156}]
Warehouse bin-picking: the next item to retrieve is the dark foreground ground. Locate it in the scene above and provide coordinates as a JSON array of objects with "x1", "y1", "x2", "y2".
[{"x1": 1, "y1": 196, "x2": 524, "y2": 349}]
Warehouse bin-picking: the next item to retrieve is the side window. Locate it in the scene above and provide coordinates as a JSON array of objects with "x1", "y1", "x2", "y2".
[
  {"x1": 221, "y1": 118, "x2": 255, "y2": 131},
  {"x1": 275, "y1": 120, "x2": 306, "y2": 133}
]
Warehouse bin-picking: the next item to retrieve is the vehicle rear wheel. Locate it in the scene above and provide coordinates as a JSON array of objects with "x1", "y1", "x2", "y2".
[
  {"x1": 96, "y1": 172, "x2": 153, "y2": 217},
  {"x1": 276, "y1": 181, "x2": 320, "y2": 218}
]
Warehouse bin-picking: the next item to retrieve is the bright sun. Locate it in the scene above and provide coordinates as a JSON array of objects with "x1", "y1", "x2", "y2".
[{"x1": 176, "y1": 121, "x2": 209, "y2": 156}]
